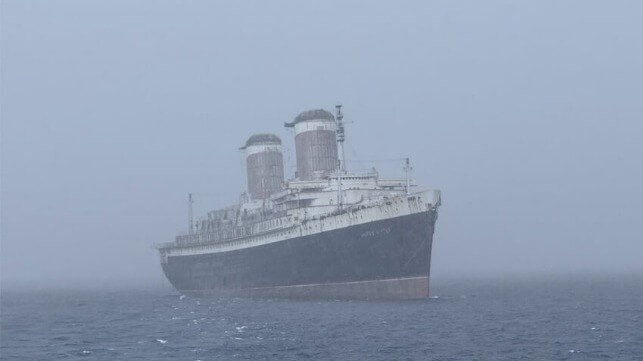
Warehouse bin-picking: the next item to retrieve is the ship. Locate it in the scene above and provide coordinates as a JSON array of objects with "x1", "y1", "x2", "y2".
[{"x1": 155, "y1": 106, "x2": 441, "y2": 300}]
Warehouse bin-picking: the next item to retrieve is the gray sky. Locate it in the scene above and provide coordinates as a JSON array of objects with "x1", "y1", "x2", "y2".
[{"x1": 2, "y1": 0, "x2": 642, "y2": 290}]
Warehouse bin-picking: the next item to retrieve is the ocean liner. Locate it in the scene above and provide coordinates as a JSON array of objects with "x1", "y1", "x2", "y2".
[{"x1": 156, "y1": 106, "x2": 441, "y2": 300}]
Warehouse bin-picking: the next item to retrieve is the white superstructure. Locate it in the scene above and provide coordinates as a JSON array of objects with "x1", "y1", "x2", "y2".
[{"x1": 160, "y1": 186, "x2": 440, "y2": 261}]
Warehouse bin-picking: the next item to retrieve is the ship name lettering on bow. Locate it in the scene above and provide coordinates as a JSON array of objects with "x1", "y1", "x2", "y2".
[{"x1": 361, "y1": 227, "x2": 392, "y2": 238}]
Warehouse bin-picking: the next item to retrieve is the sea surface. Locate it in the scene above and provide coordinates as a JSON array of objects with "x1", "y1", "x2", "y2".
[{"x1": 2, "y1": 276, "x2": 642, "y2": 361}]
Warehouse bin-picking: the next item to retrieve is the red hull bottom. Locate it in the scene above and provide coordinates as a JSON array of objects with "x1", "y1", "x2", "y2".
[{"x1": 187, "y1": 276, "x2": 429, "y2": 300}]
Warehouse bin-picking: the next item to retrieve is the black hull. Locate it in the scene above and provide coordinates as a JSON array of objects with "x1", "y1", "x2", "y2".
[{"x1": 162, "y1": 211, "x2": 437, "y2": 300}]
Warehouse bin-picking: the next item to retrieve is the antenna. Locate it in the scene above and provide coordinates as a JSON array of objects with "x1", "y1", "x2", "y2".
[
  {"x1": 335, "y1": 105, "x2": 345, "y2": 211},
  {"x1": 188, "y1": 193, "x2": 194, "y2": 234},
  {"x1": 335, "y1": 105, "x2": 346, "y2": 172},
  {"x1": 404, "y1": 158, "x2": 413, "y2": 195}
]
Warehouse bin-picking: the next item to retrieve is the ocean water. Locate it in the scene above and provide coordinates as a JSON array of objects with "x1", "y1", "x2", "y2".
[{"x1": 1, "y1": 276, "x2": 642, "y2": 361}]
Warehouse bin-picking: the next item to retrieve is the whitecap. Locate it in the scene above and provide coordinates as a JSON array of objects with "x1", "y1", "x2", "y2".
[
  {"x1": 179, "y1": 295, "x2": 186, "y2": 300},
  {"x1": 156, "y1": 339, "x2": 168, "y2": 344},
  {"x1": 236, "y1": 326, "x2": 247, "y2": 332}
]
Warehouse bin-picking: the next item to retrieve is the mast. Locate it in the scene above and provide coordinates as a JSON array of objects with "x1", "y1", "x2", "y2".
[
  {"x1": 335, "y1": 105, "x2": 346, "y2": 172},
  {"x1": 335, "y1": 105, "x2": 345, "y2": 210},
  {"x1": 404, "y1": 158, "x2": 412, "y2": 195},
  {"x1": 188, "y1": 193, "x2": 194, "y2": 234}
]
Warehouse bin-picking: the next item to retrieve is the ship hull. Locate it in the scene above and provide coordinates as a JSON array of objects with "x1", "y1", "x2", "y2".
[{"x1": 161, "y1": 210, "x2": 437, "y2": 300}]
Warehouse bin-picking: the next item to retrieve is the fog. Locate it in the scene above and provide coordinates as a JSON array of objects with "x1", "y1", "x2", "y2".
[{"x1": 1, "y1": 0, "x2": 642, "y2": 290}]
